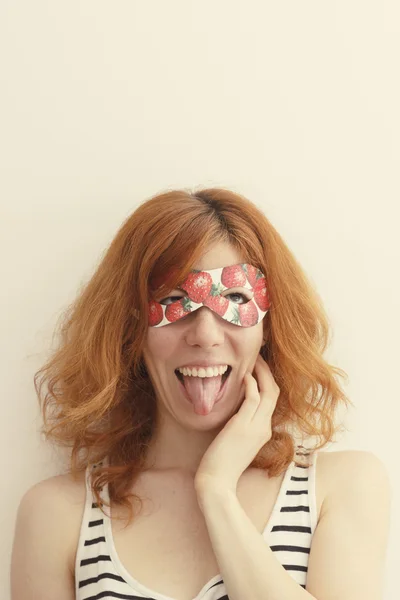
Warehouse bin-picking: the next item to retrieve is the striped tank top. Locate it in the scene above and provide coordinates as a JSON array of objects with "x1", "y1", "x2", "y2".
[{"x1": 75, "y1": 449, "x2": 318, "y2": 599}]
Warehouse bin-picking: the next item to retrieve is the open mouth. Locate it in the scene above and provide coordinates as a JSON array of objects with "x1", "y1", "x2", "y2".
[{"x1": 174, "y1": 365, "x2": 232, "y2": 391}]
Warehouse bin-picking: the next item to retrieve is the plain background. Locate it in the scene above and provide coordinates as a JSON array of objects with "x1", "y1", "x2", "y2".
[{"x1": 1, "y1": 1, "x2": 399, "y2": 598}]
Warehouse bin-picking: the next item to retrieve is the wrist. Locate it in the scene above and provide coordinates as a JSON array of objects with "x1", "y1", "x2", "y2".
[{"x1": 195, "y1": 477, "x2": 237, "y2": 499}]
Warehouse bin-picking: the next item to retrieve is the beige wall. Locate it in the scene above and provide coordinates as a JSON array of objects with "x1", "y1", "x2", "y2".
[{"x1": 1, "y1": 1, "x2": 398, "y2": 597}]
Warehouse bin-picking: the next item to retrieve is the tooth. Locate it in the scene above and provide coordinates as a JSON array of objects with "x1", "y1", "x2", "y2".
[{"x1": 177, "y1": 365, "x2": 229, "y2": 377}]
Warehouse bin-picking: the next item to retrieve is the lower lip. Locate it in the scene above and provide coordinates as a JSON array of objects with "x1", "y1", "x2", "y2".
[{"x1": 175, "y1": 370, "x2": 232, "y2": 407}]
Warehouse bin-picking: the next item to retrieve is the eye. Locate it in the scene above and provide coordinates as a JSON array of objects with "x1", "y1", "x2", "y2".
[
  {"x1": 159, "y1": 295, "x2": 184, "y2": 305},
  {"x1": 225, "y1": 292, "x2": 250, "y2": 304},
  {"x1": 159, "y1": 289, "x2": 253, "y2": 305}
]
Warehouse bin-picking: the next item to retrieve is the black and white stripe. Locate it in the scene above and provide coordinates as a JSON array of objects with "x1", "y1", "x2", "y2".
[{"x1": 75, "y1": 448, "x2": 318, "y2": 599}]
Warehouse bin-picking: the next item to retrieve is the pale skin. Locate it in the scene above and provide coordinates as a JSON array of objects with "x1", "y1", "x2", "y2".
[
  {"x1": 194, "y1": 353, "x2": 279, "y2": 495},
  {"x1": 191, "y1": 351, "x2": 391, "y2": 600},
  {"x1": 141, "y1": 240, "x2": 266, "y2": 476},
  {"x1": 10, "y1": 241, "x2": 392, "y2": 599}
]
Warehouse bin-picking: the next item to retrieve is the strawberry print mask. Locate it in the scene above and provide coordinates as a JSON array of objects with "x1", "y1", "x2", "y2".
[{"x1": 148, "y1": 263, "x2": 271, "y2": 328}]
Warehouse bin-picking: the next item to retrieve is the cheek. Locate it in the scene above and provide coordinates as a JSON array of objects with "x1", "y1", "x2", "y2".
[
  {"x1": 146, "y1": 329, "x2": 179, "y2": 361},
  {"x1": 237, "y1": 325, "x2": 263, "y2": 348},
  {"x1": 235, "y1": 333, "x2": 264, "y2": 362}
]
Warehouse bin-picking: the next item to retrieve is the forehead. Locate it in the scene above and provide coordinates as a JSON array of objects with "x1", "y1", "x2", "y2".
[{"x1": 191, "y1": 241, "x2": 246, "y2": 271}]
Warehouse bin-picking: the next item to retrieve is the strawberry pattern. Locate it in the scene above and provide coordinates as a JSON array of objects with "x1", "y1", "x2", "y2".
[{"x1": 148, "y1": 263, "x2": 271, "y2": 328}]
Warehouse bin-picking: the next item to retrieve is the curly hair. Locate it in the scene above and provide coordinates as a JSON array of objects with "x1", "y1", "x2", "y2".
[{"x1": 34, "y1": 187, "x2": 352, "y2": 527}]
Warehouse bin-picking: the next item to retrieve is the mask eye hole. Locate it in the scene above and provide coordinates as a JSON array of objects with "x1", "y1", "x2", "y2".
[
  {"x1": 159, "y1": 295, "x2": 184, "y2": 306},
  {"x1": 223, "y1": 288, "x2": 253, "y2": 304},
  {"x1": 224, "y1": 292, "x2": 250, "y2": 304},
  {"x1": 158, "y1": 287, "x2": 253, "y2": 305}
]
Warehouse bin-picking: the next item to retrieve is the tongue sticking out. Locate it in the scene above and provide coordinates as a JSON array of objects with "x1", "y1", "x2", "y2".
[{"x1": 182, "y1": 375, "x2": 223, "y2": 416}]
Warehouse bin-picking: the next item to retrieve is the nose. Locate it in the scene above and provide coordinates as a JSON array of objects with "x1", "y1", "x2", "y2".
[{"x1": 184, "y1": 305, "x2": 226, "y2": 347}]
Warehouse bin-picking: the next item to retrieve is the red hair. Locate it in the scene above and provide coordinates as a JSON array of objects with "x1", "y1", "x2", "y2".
[{"x1": 35, "y1": 187, "x2": 352, "y2": 526}]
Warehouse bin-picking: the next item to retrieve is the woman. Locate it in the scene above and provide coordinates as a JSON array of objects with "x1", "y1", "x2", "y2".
[{"x1": 11, "y1": 188, "x2": 391, "y2": 600}]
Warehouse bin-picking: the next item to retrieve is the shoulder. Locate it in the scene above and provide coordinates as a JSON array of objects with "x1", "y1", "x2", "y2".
[
  {"x1": 18, "y1": 469, "x2": 87, "y2": 514},
  {"x1": 305, "y1": 450, "x2": 391, "y2": 598},
  {"x1": 14, "y1": 470, "x2": 87, "y2": 575},
  {"x1": 316, "y1": 449, "x2": 392, "y2": 518},
  {"x1": 316, "y1": 448, "x2": 390, "y2": 485}
]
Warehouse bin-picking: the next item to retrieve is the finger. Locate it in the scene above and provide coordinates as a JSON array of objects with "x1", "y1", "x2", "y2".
[
  {"x1": 253, "y1": 355, "x2": 271, "y2": 395},
  {"x1": 238, "y1": 372, "x2": 260, "y2": 420},
  {"x1": 254, "y1": 359, "x2": 279, "y2": 415},
  {"x1": 256, "y1": 356, "x2": 278, "y2": 390}
]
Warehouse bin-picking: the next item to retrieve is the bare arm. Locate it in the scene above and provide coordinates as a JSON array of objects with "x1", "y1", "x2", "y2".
[
  {"x1": 11, "y1": 477, "x2": 82, "y2": 600},
  {"x1": 196, "y1": 450, "x2": 391, "y2": 600},
  {"x1": 306, "y1": 450, "x2": 392, "y2": 599}
]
